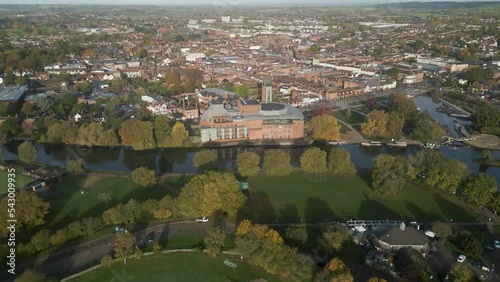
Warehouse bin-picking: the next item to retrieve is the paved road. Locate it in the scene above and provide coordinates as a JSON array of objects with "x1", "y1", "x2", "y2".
[{"x1": 1, "y1": 220, "x2": 219, "y2": 281}]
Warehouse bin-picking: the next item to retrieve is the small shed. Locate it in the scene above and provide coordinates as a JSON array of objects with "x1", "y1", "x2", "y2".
[{"x1": 27, "y1": 180, "x2": 45, "y2": 191}]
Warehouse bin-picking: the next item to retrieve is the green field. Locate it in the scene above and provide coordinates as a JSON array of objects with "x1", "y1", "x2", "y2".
[
  {"x1": 0, "y1": 170, "x2": 35, "y2": 194},
  {"x1": 333, "y1": 110, "x2": 366, "y2": 124},
  {"x1": 71, "y1": 253, "x2": 279, "y2": 282},
  {"x1": 45, "y1": 175, "x2": 173, "y2": 230},
  {"x1": 244, "y1": 172, "x2": 476, "y2": 223}
]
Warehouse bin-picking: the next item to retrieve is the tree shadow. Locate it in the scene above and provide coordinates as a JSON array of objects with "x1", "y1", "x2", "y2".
[
  {"x1": 433, "y1": 194, "x2": 476, "y2": 222},
  {"x1": 238, "y1": 190, "x2": 276, "y2": 224},
  {"x1": 357, "y1": 193, "x2": 401, "y2": 220},
  {"x1": 278, "y1": 203, "x2": 300, "y2": 223},
  {"x1": 404, "y1": 200, "x2": 442, "y2": 222}
]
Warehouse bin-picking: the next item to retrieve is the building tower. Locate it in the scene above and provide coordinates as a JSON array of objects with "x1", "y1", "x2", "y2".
[{"x1": 261, "y1": 79, "x2": 272, "y2": 102}]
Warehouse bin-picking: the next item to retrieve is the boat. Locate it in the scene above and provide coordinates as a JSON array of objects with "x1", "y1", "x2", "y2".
[
  {"x1": 361, "y1": 141, "x2": 382, "y2": 147},
  {"x1": 422, "y1": 143, "x2": 440, "y2": 150},
  {"x1": 387, "y1": 141, "x2": 408, "y2": 147},
  {"x1": 329, "y1": 141, "x2": 348, "y2": 145}
]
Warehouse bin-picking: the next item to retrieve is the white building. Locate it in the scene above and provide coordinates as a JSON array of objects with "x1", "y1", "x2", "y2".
[
  {"x1": 147, "y1": 102, "x2": 168, "y2": 116},
  {"x1": 221, "y1": 16, "x2": 231, "y2": 23},
  {"x1": 185, "y1": 53, "x2": 206, "y2": 62}
]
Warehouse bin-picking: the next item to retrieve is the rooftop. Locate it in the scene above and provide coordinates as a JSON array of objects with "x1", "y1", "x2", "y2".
[{"x1": 0, "y1": 85, "x2": 28, "y2": 102}]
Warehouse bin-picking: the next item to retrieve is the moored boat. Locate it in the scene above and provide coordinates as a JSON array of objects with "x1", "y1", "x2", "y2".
[
  {"x1": 361, "y1": 141, "x2": 382, "y2": 147},
  {"x1": 387, "y1": 141, "x2": 408, "y2": 147}
]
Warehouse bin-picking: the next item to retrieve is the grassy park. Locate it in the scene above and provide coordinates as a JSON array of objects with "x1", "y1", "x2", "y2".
[
  {"x1": 243, "y1": 172, "x2": 476, "y2": 223},
  {"x1": 332, "y1": 109, "x2": 366, "y2": 124},
  {"x1": 0, "y1": 170, "x2": 34, "y2": 194},
  {"x1": 45, "y1": 174, "x2": 173, "y2": 229},
  {"x1": 72, "y1": 253, "x2": 279, "y2": 282}
]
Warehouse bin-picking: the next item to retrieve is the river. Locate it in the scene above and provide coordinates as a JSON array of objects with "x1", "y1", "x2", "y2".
[{"x1": 2, "y1": 97, "x2": 499, "y2": 183}]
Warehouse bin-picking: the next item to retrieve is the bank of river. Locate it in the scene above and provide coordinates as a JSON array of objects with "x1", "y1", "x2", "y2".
[{"x1": 2, "y1": 141, "x2": 500, "y2": 185}]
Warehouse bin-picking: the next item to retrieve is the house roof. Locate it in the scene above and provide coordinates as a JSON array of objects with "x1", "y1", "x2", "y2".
[{"x1": 373, "y1": 226, "x2": 429, "y2": 246}]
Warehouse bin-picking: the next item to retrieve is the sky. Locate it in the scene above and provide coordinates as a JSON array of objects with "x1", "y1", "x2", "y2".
[{"x1": 0, "y1": 0, "x2": 497, "y2": 5}]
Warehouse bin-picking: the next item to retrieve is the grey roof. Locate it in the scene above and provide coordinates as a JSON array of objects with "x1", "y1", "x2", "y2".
[
  {"x1": 202, "y1": 88, "x2": 238, "y2": 98},
  {"x1": 201, "y1": 102, "x2": 303, "y2": 122},
  {"x1": 0, "y1": 85, "x2": 28, "y2": 102},
  {"x1": 373, "y1": 226, "x2": 429, "y2": 246}
]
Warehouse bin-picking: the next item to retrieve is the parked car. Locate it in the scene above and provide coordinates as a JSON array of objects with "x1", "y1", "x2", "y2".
[
  {"x1": 485, "y1": 245, "x2": 495, "y2": 251},
  {"x1": 457, "y1": 254, "x2": 466, "y2": 263},
  {"x1": 494, "y1": 240, "x2": 500, "y2": 249},
  {"x1": 196, "y1": 216, "x2": 209, "y2": 223}
]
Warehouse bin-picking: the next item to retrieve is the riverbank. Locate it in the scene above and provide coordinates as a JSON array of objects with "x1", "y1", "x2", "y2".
[{"x1": 464, "y1": 134, "x2": 500, "y2": 150}]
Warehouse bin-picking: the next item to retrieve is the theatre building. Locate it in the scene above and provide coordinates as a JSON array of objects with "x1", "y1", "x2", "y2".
[{"x1": 200, "y1": 99, "x2": 304, "y2": 143}]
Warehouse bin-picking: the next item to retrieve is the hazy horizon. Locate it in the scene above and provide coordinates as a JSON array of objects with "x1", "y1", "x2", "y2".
[{"x1": 0, "y1": 0, "x2": 499, "y2": 6}]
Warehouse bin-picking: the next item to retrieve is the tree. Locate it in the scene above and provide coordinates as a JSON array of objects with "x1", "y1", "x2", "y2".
[
  {"x1": 328, "y1": 147, "x2": 356, "y2": 175},
  {"x1": 263, "y1": 149, "x2": 293, "y2": 176},
  {"x1": 300, "y1": 147, "x2": 327, "y2": 174},
  {"x1": 67, "y1": 159, "x2": 85, "y2": 174},
  {"x1": 18, "y1": 141, "x2": 37, "y2": 164},
  {"x1": 73, "y1": 81, "x2": 92, "y2": 94},
  {"x1": 3, "y1": 71, "x2": 15, "y2": 85},
  {"x1": 14, "y1": 76, "x2": 28, "y2": 86},
  {"x1": 134, "y1": 248, "x2": 143, "y2": 259},
  {"x1": 307, "y1": 115, "x2": 341, "y2": 141},
  {"x1": 490, "y1": 192, "x2": 500, "y2": 214},
  {"x1": 131, "y1": 167, "x2": 157, "y2": 188},
  {"x1": 119, "y1": 119, "x2": 156, "y2": 150},
  {"x1": 0, "y1": 191, "x2": 50, "y2": 238},
  {"x1": 462, "y1": 173, "x2": 497, "y2": 207},
  {"x1": 431, "y1": 222, "x2": 452, "y2": 241},
  {"x1": 193, "y1": 149, "x2": 217, "y2": 172},
  {"x1": 153, "y1": 115, "x2": 171, "y2": 147},
  {"x1": 114, "y1": 233, "x2": 136, "y2": 264},
  {"x1": 101, "y1": 254, "x2": 114, "y2": 267},
  {"x1": 345, "y1": 109, "x2": 352, "y2": 121},
  {"x1": 322, "y1": 257, "x2": 354, "y2": 282},
  {"x1": 285, "y1": 224, "x2": 308, "y2": 246},
  {"x1": 361, "y1": 110, "x2": 388, "y2": 137},
  {"x1": 386, "y1": 67, "x2": 399, "y2": 80},
  {"x1": 460, "y1": 236, "x2": 482, "y2": 260},
  {"x1": 388, "y1": 93, "x2": 418, "y2": 132},
  {"x1": 78, "y1": 122, "x2": 105, "y2": 146},
  {"x1": 98, "y1": 192, "x2": 114, "y2": 205},
  {"x1": 449, "y1": 263, "x2": 473, "y2": 282},
  {"x1": 170, "y1": 122, "x2": 188, "y2": 147},
  {"x1": 0, "y1": 117, "x2": 21, "y2": 137},
  {"x1": 204, "y1": 227, "x2": 226, "y2": 256},
  {"x1": 386, "y1": 111, "x2": 404, "y2": 137},
  {"x1": 372, "y1": 154, "x2": 406, "y2": 196},
  {"x1": 152, "y1": 241, "x2": 162, "y2": 254},
  {"x1": 28, "y1": 229, "x2": 51, "y2": 252},
  {"x1": 482, "y1": 149, "x2": 494, "y2": 165},
  {"x1": 318, "y1": 223, "x2": 349, "y2": 253},
  {"x1": 15, "y1": 269, "x2": 57, "y2": 282},
  {"x1": 367, "y1": 278, "x2": 387, "y2": 282},
  {"x1": 471, "y1": 106, "x2": 500, "y2": 130},
  {"x1": 177, "y1": 171, "x2": 245, "y2": 219},
  {"x1": 236, "y1": 151, "x2": 260, "y2": 177}
]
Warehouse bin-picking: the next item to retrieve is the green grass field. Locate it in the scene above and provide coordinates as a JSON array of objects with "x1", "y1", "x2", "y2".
[
  {"x1": 244, "y1": 172, "x2": 476, "y2": 223},
  {"x1": 71, "y1": 253, "x2": 279, "y2": 282},
  {"x1": 45, "y1": 175, "x2": 172, "y2": 230},
  {"x1": 333, "y1": 110, "x2": 366, "y2": 124},
  {"x1": 0, "y1": 170, "x2": 35, "y2": 194}
]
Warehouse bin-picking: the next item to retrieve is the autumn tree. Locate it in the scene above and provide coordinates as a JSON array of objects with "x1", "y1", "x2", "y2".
[
  {"x1": 449, "y1": 263, "x2": 473, "y2": 282},
  {"x1": 462, "y1": 173, "x2": 497, "y2": 207},
  {"x1": 98, "y1": 192, "x2": 114, "y2": 205},
  {"x1": 367, "y1": 278, "x2": 387, "y2": 282},
  {"x1": 15, "y1": 269, "x2": 57, "y2": 282},
  {"x1": 300, "y1": 147, "x2": 327, "y2": 174},
  {"x1": 204, "y1": 227, "x2": 226, "y2": 256},
  {"x1": 153, "y1": 115, "x2": 171, "y2": 147},
  {"x1": 0, "y1": 191, "x2": 50, "y2": 238},
  {"x1": 67, "y1": 159, "x2": 85, "y2": 174},
  {"x1": 460, "y1": 236, "x2": 482, "y2": 260},
  {"x1": 177, "y1": 171, "x2": 245, "y2": 219},
  {"x1": 118, "y1": 119, "x2": 156, "y2": 150},
  {"x1": 388, "y1": 93, "x2": 418, "y2": 132},
  {"x1": 328, "y1": 147, "x2": 356, "y2": 175},
  {"x1": 285, "y1": 224, "x2": 308, "y2": 246},
  {"x1": 236, "y1": 151, "x2": 260, "y2": 177},
  {"x1": 263, "y1": 149, "x2": 293, "y2": 176},
  {"x1": 101, "y1": 254, "x2": 114, "y2": 267},
  {"x1": 18, "y1": 141, "x2": 37, "y2": 164},
  {"x1": 131, "y1": 167, "x2": 157, "y2": 188},
  {"x1": 114, "y1": 232, "x2": 136, "y2": 264},
  {"x1": 361, "y1": 110, "x2": 388, "y2": 137},
  {"x1": 193, "y1": 149, "x2": 217, "y2": 172},
  {"x1": 431, "y1": 221, "x2": 452, "y2": 241},
  {"x1": 372, "y1": 154, "x2": 406, "y2": 196},
  {"x1": 317, "y1": 223, "x2": 349, "y2": 253},
  {"x1": 307, "y1": 115, "x2": 341, "y2": 141},
  {"x1": 170, "y1": 121, "x2": 189, "y2": 147}
]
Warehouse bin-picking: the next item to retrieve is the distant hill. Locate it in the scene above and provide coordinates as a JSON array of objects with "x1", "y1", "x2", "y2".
[{"x1": 375, "y1": 1, "x2": 500, "y2": 10}]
